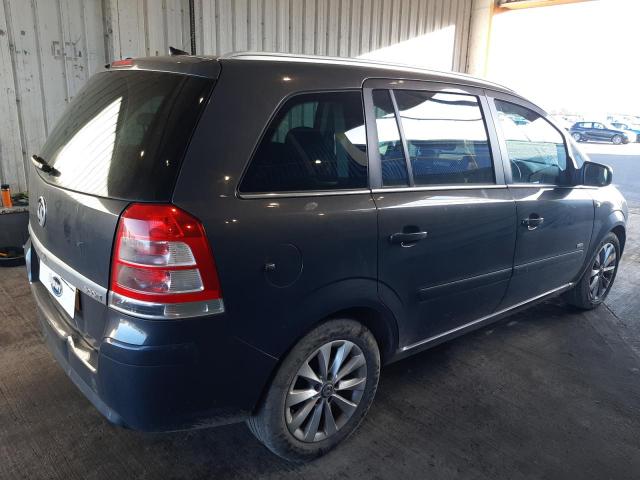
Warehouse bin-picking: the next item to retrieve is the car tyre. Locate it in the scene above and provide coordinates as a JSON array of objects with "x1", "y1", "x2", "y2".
[
  {"x1": 247, "y1": 319, "x2": 380, "y2": 462},
  {"x1": 612, "y1": 134, "x2": 623, "y2": 145},
  {"x1": 572, "y1": 132, "x2": 582, "y2": 142},
  {"x1": 564, "y1": 232, "x2": 620, "y2": 310}
]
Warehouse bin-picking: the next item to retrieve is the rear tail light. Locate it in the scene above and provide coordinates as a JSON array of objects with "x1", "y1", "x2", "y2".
[{"x1": 108, "y1": 204, "x2": 224, "y2": 319}]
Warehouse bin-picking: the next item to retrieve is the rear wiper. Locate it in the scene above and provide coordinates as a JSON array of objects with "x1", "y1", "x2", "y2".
[{"x1": 31, "y1": 155, "x2": 60, "y2": 176}]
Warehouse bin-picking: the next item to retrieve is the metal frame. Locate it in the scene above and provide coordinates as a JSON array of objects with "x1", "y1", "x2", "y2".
[
  {"x1": 238, "y1": 189, "x2": 371, "y2": 199},
  {"x1": 388, "y1": 89, "x2": 415, "y2": 187}
]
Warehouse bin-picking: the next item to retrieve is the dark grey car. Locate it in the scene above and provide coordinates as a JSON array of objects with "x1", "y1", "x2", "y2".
[
  {"x1": 25, "y1": 53, "x2": 627, "y2": 462},
  {"x1": 570, "y1": 121, "x2": 630, "y2": 144}
]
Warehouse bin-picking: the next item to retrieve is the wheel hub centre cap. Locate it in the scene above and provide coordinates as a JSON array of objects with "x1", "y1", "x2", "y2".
[{"x1": 320, "y1": 383, "x2": 335, "y2": 398}]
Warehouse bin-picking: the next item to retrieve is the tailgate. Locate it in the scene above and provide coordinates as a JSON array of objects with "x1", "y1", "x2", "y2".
[{"x1": 28, "y1": 179, "x2": 127, "y2": 289}]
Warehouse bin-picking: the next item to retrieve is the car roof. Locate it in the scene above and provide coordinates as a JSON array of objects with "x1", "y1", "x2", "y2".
[
  {"x1": 108, "y1": 51, "x2": 516, "y2": 96},
  {"x1": 221, "y1": 52, "x2": 515, "y2": 94}
]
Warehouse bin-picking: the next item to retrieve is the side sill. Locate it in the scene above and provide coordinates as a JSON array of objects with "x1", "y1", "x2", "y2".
[{"x1": 395, "y1": 282, "x2": 574, "y2": 358}]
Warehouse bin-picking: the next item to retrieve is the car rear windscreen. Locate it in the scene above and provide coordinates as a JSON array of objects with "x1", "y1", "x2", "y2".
[{"x1": 37, "y1": 70, "x2": 214, "y2": 200}]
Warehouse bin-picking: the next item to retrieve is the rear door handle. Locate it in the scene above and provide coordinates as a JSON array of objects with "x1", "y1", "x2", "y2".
[
  {"x1": 522, "y1": 215, "x2": 544, "y2": 230},
  {"x1": 389, "y1": 231, "x2": 428, "y2": 247}
]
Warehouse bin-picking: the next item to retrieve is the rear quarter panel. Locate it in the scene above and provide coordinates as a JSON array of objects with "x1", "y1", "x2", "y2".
[{"x1": 172, "y1": 59, "x2": 386, "y2": 359}]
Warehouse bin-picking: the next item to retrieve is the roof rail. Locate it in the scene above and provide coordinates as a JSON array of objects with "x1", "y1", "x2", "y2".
[{"x1": 221, "y1": 51, "x2": 514, "y2": 93}]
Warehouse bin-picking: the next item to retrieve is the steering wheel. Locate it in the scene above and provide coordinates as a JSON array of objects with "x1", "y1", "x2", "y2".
[{"x1": 528, "y1": 165, "x2": 559, "y2": 184}]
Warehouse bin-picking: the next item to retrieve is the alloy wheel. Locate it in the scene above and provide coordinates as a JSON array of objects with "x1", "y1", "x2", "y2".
[
  {"x1": 285, "y1": 340, "x2": 367, "y2": 443},
  {"x1": 589, "y1": 242, "x2": 617, "y2": 302}
]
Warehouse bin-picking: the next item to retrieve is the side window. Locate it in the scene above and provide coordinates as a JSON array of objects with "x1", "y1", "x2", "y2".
[
  {"x1": 372, "y1": 90, "x2": 409, "y2": 187},
  {"x1": 393, "y1": 90, "x2": 494, "y2": 186},
  {"x1": 494, "y1": 99, "x2": 568, "y2": 185},
  {"x1": 240, "y1": 91, "x2": 367, "y2": 193}
]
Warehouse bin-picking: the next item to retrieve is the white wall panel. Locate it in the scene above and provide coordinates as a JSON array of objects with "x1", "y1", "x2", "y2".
[
  {"x1": 0, "y1": 0, "x2": 26, "y2": 192},
  {"x1": 2, "y1": 0, "x2": 47, "y2": 193},
  {"x1": 32, "y1": 0, "x2": 66, "y2": 132},
  {"x1": 0, "y1": 0, "x2": 474, "y2": 194}
]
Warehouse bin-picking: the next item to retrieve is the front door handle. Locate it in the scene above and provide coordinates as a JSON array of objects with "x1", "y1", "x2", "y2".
[
  {"x1": 389, "y1": 231, "x2": 428, "y2": 247},
  {"x1": 522, "y1": 214, "x2": 544, "y2": 230}
]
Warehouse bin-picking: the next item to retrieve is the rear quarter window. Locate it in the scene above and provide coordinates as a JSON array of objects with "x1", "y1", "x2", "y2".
[{"x1": 239, "y1": 91, "x2": 368, "y2": 193}]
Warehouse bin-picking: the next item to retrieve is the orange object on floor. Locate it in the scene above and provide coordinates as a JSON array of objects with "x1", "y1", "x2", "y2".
[{"x1": 1, "y1": 184, "x2": 12, "y2": 208}]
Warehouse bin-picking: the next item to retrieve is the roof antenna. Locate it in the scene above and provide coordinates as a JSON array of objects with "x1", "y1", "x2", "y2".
[{"x1": 169, "y1": 46, "x2": 190, "y2": 56}]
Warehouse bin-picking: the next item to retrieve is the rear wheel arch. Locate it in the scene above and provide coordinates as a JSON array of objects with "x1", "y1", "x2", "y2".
[
  {"x1": 250, "y1": 300, "x2": 398, "y2": 415},
  {"x1": 284, "y1": 302, "x2": 398, "y2": 369},
  {"x1": 318, "y1": 305, "x2": 398, "y2": 365}
]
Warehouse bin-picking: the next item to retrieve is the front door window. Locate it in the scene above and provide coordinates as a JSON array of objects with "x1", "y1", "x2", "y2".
[{"x1": 494, "y1": 100, "x2": 569, "y2": 185}]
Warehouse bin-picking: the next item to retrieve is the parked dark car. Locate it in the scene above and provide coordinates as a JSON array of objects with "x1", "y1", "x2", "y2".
[
  {"x1": 570, "y1": 121, "x2": 630, "y2": 144},
  {"x1": 25, "y1": 53, "x2": 627, "y2": 462}
]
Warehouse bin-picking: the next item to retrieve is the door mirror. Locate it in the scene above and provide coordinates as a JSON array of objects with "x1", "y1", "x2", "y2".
[{"x1": 582, "y1": 161, "x2": 612, "y2": 187}]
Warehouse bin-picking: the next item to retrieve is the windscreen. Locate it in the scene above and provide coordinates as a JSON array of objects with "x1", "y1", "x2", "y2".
[{"x1": 38, "y1": 70, "x2": 214, "y2": 200}]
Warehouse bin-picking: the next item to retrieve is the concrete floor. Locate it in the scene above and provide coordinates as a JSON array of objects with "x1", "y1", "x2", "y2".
[{"x1": 1, "y1": 209, "x2": 640, "y2": 479}]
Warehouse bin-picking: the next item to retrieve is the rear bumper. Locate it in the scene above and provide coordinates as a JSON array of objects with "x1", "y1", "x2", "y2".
[
  {"x1": 26, "y1": 239, "x2": 277, "y2": 432},
  {"x1": 33, "y1": 283, "x2": 126, "y2": 425}
]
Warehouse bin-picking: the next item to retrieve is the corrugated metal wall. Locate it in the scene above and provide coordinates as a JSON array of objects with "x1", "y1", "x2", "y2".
[
  {"x1": 194, "y1": 0, "x2": 471, "y2": 67},
  {"x1": 0, "y1": 0, "x2": 473, "y2": 193},
  {"x1": 0, "y1": 0, "x2": 105, "y2": 193}
]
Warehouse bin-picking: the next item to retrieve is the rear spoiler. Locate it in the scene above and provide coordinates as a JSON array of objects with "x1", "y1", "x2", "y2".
[{"x1": 105, "y1": 54, "x2": 220, "y2": 79}]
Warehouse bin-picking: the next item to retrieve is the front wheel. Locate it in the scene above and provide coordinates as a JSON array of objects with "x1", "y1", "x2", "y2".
[
  {"x1": 612, "y1": 134, "x2": 623, "y2": 145},
  {"x1": 564, "y1": 232, "x2": 620, "y2": 309},
  {"x1": 247, "y1": 319, "x2": 380, "y2": 462},
  {"x1": 572, "y1": 132, "x2": 582, "y2": 142}
]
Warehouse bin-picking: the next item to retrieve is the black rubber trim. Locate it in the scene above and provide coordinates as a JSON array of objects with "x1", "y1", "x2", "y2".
[
  {"x1": 513, "y1": 250, "x2": 583, "y2": 276},
  {"x1": 418, "y1": 267, "x2": 512, "y2": 301}
]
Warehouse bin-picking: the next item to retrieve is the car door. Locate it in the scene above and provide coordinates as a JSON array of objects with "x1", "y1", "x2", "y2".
[
  {"x1": 593, "y1": 122, "x2": 609, "y2": 141},
  {"x1": 579, "y1": 122, "x2": 592, "y2": 139},
  {"x1": 364, "y1": 79, "x2": 517, "y2": 348},
  {"x1": 487, "y1": 93, "x2": 594, "y2": 307}
]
